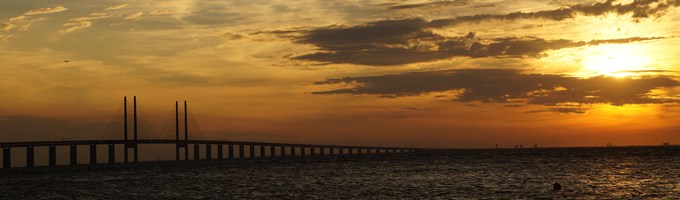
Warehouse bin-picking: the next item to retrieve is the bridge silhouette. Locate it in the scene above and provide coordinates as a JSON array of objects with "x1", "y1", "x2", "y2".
[{"x1": 1, "y1": 97, "x2": 416, "y2": 169}]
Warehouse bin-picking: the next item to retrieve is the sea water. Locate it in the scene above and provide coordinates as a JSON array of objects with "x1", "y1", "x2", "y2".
[{"x1": 1, "y1": 147, "x2": 679, "y2": 199}]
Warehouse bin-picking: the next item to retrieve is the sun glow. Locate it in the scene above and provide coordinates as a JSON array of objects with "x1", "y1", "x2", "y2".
[{"x1": 580, "y1": 44, "x2": 652, "y2": 77}]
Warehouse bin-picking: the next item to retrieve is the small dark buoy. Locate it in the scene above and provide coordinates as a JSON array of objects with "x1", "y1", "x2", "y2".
[{"x1": 553, "y1": 183, "x2": 561, "y2": 191}]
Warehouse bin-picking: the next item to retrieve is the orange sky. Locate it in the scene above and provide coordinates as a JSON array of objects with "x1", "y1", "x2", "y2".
[{"x1": 2, "y1": 0, "x2": 680, "y2": 148}]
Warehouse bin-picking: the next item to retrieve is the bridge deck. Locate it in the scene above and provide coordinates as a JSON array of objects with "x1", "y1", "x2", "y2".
[{"x1": 0, "y1": 139, "x2": 415, "y2": 150}]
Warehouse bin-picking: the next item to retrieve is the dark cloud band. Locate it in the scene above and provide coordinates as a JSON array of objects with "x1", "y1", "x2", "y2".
[
  {"x1": 314, "y1": 69, "x2": 680, "y2": 113},
  {"x1": 292, "y1": 19, "x2": 663, "y2": 65},
  {"x1": 266, "y1": 0, "x2": 677, "y2": 66}
]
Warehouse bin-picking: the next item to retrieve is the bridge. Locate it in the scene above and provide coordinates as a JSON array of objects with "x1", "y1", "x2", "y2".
[{"x1": 0, "y1": 97, "x2": 416, "y2": 169}]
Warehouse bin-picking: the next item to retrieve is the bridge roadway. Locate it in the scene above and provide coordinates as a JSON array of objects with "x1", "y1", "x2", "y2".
[{"x1": 1, "y1": 139, "x2": 417, "y2": 169}]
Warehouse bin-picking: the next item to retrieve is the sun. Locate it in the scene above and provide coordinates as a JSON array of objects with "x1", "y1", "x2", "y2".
[{"x1": 580, "y1": 44, "x2": 651, "y2": 77}]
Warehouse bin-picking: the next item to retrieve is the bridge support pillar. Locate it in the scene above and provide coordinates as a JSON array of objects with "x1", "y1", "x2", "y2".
[
  {"x1": 175, "y1": 144, "x2": 180, "y2": 161},
  {"x1": 217, "y1": 144, "x2": 223, "y2": 160},
  {"x1": 270, "y1": 146, "x2": 276, "y2": 159},
  {"x1": 249, "y1": 144, "x2": 255, "y2": 160},
  {"x1": 49, "y1": 145, "x2": 57, "y2": 167},
  {"x1": 90, "y1": 144, "x2": 97, "y2": 165},
  {"x1": 108, "y1": 144, "x2": 115, "y2": 165},
  {"x1": 70, "y1": 145, "x2": 77, "y2": 166},
  {"x1": 184, "y1": 143, "x2": 189, "y2": 161},
  {"x1": 228, "y1": 144, "x2": 234, "y2": 159},
  {"x1": 339, "y1": 148, "x2": 344, "y2": 155},
  {"x1": 349, "y1": 147, "x2": 353, "y2": 155},
  {"x1": 311, "y1": 146, "x2": 315, "y2": 157},
  {"x1": 280, "y1": 146, "x2": 285, "y2": 159},
  {"x1": 193, "y1": 144, "x2": 200, "y2": 160},
  {"x1": 3, "y1": 147, "x2": 10, "y2": 169},
  {"x1": 300, "y1": 146, "x2": 306, "y2": 157},
  {"x1": 238, "y1": 145, "x2": 244, "y2": 160},
  {"x1": 26, "y1": 146, "x2": 34, "y2": 168},
  {"x1": 134, "y1": 144, "x2": 138, "y2": 163},
  {"x1": 260, "y1": 145, "x2": 265, "y2": 159},
  {"x1": 291, "y1": 146, "x2": 296, "y2": 157},
  {"x1": 330, "y1": 147, "x2": 334, "y2": 155},
  {"x1": 205, "y1": 144, "x2": 211, "y2": 161},
  {"x1": 320, "y1": 147, "x2": 325, "y2": 156}
]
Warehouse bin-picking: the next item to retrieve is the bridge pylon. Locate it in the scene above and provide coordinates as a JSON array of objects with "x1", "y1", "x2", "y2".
[
  {"x1": 184, "y1": 101, "x2": 189, "y2": 160},
  {"x1": 175, "y1": 100, "x2": 190, "y2": 160},
  {"x1": 123, "y1": 96, "x2": 139, "y2": 164}
]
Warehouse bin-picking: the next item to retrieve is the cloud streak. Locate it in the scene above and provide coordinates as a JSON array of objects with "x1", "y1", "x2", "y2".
[
  {"x1": 105, "y1": 4, "x2": 128, "y2": 10},
  {"x1": 125, "y1": 12, "x2": 143, "y2": 20},
  {"x1": 60, "y1": 12, "x2": 113, "y2": 33},
  {"x1": 0, "y1": 23, "x2": 13, "y2": 31},
  {"x1": 1, "y1": 6, "x2": 67, "y2": 32},
  {"x1": 24, "y1": 6, "x2": 68, "y2": 16},
  {"x1": 61, "y1": 20, "x2": 92, "y2": 33},
  {"x1": 387, "y1": 0, "x2": 471, "y2": 10},
  {"x1": 430, "y1": 0, "x2": 680, "y2": 27},
  {"x1": 314, "y1": 69, "x2": 680, "y2": 112}
]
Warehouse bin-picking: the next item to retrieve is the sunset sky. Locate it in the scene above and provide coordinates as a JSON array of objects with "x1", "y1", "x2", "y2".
[{"x1": 2, "y1": 0, "x2": 680, "y2": 148}]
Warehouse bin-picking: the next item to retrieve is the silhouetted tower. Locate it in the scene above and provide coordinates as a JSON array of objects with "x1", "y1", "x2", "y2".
[
  {"x1": 184, "y1": 100, "x2": 189, "y2": 160},
  {"x1": 176, "y1": 101, "x2": 180, "y2": 160},
  {"x1": 133, "y1": 96, "x2": 138, "y2": 163},
  {"x1": 124, "y1": 96, "x2": 128, "y2": 163},
  {"x1": 174, "y1": 100, "x2": 191, "y2": 160}
]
